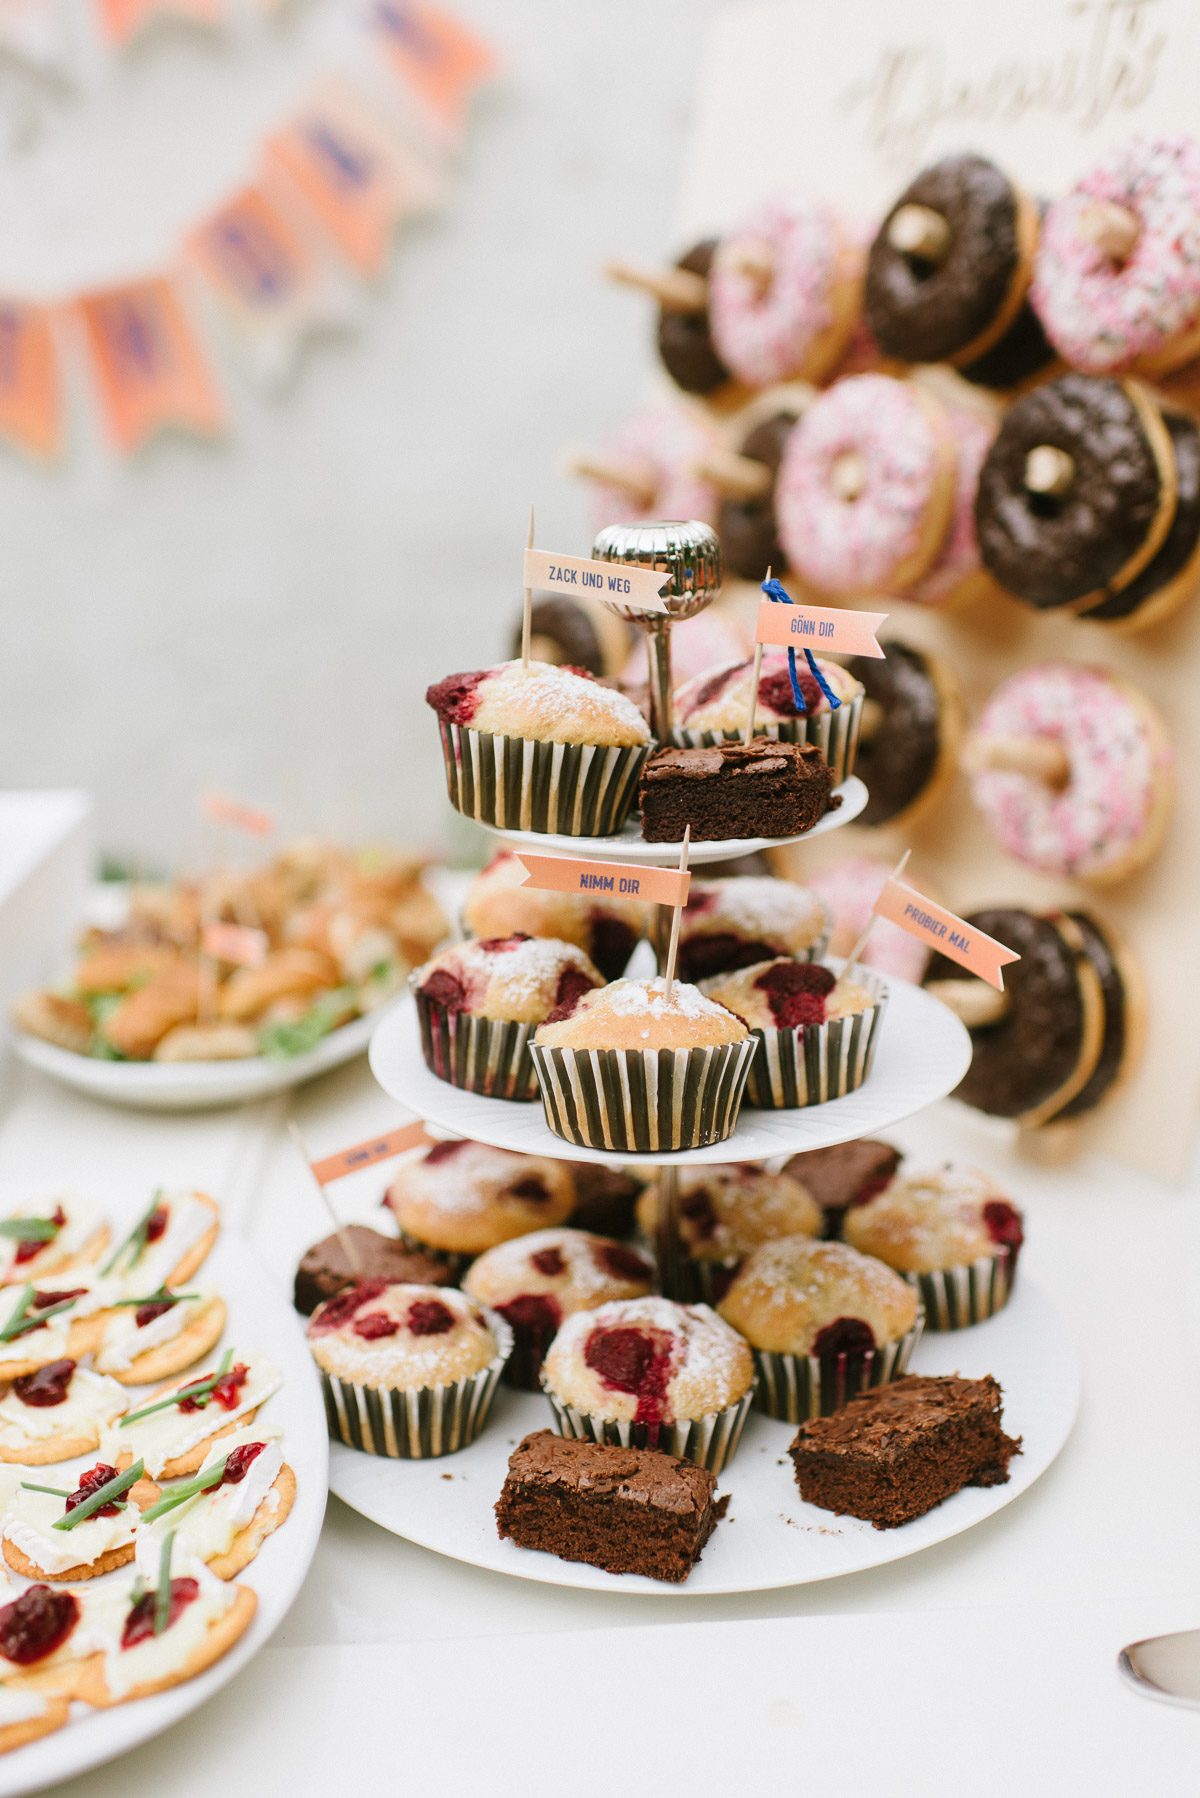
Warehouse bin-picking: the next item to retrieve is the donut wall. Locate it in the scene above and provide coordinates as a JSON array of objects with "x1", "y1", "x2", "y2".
[{"x1": 648, "y1": 0, "x2": 1198, "y2": 1181}]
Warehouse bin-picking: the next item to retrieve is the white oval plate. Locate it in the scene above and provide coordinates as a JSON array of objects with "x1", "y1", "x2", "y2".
[
  {"x1": 329, "y1": 1276, "x2": 1076, "y2": 1597},
  {"x1": 368, "y1": 977, "x2": 972, "y2": 1169},
  {"x1": 1, "y1": 1197, "x2": 327, "y2": 1798},
  {"x1": 10, "y1": 1007, "x2": 381, "y2": 1114},
  {"x1": 487, "y1": 775, "x2": 868, "y2": 865}
]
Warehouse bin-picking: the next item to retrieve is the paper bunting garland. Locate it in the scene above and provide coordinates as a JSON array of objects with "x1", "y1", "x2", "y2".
[{"x1": 0, "y1": 2, "x2": 496, "y2": 458}]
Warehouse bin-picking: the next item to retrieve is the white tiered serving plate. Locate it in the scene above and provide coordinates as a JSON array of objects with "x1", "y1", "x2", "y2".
[
  {"x1": 488, "y1": 775, "x2": 868, "y2": 864},
  {"x1": 328, "y1": 1276, "x2": 1077, "y2": 1597},
  {"x1": 2, "y1": 1187, "x2": 327, "y2": 1797},
  {"x1": 369, "y1": 975, "x2": 972, "y2": 1169}
]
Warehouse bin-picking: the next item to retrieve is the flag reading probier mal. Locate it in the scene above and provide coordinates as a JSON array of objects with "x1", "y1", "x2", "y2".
[
  {"x1": 873, "y1": 878, "x2": 1021, "y2": 991},
  {"x1": 524, "y1": 548, "x2": 671, "y2": 615},
  {"x1": 515, "y1": 851, "x2": 690, "y2": 909}
]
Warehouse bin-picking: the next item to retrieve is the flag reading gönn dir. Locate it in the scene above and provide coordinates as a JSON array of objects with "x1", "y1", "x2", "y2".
[
  {"x1": 874, "y1": 878, "x2": 1020, "y2": 992},
  {"x1": 523, "y1": 548, "x2": 670, "y2": 615}
]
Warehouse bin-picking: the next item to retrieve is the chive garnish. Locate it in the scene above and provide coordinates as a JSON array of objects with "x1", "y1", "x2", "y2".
[
  {"x1": 19, "y1": 1481, "x2": 71, "y2": 1498},
  {"x1": 0, "y1": 1217, "x2": 59, "y2": 1243},
  {"x1": 100, "y1": 1191, "x2": 164, "y2": 1278},
  {"x1": 51, "y1": 1459, "x2": 144, "y2": 1531},
  {"x1": 0, "y1": 1287, "x2": 34, "y2": 1343},
  {"x1": 121, "y1": 1349, "x2": 234, "y2": 1427},
  {"x1": 110, "y1": 1287, "x2": 198, "y2": 1311},
  {"x1": 154, "y1": 1532, "x2": 175, "y2": 1637},
  {"x1": 141, "y1": 1455, "x2": 228, "y2": 1524},
  {"x1": 0, "y1": 1293, "x2": 81, "y2": 1341}
]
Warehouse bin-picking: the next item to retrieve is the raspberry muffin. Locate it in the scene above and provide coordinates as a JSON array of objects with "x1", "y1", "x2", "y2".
[
  {"x1": 636, "y1": 1165, "x2": 822, "y2": 1302},
  {"x1": 677, "y1": 877, "x2": 829, "y2": 983},
  {"x1": 701, "y1": 958, "x2": 886, "y2": 1108},
  {"x1": 462, "y1": 1228, "x2": 654, "y2": 1387},
  {"x1": 541, "y1": 1295, "x2": 755, "y2": 1472},
  {"x1": 565, "y1": 1162, "x2": 645, "y2": 1239},
  {"x1": 531, "y1": 977, "x2": 755, "y2": 1152},
  {"x1": 425, "y1": 659, "x2": 652, "y2": 835},
  {"x1": 308, "y1": 1282, "x2": 512, "y2": 1457},
  {"x1": 384, "y1": 1140, "x2": 574, "y2": 1273},
  {"x1": 673, "y1": 650, "x2": 864, "y2": 783},
  {"x1": 463, "y1": 851, "x2": 648, "y2": 980},
  {"x1": 411, "y1": 933, "x2": 603, "y2": 1101},
  {"x1": 843, "y1": 1165, "x2": 1024, "y2": 1327},
  {"x1": 719, "y1": 1236, "x2": 922, "y2": 1422}
]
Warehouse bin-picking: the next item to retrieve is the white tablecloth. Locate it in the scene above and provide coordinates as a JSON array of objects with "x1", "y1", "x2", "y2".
[{"x1": 2, "y1": 1047, "x2": 1196, "y2": 1796}]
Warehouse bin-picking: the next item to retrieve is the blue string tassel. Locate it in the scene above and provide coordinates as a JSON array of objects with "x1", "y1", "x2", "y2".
[{"x1": 760, "y1": 576, "x2": 842, "y2": 715}]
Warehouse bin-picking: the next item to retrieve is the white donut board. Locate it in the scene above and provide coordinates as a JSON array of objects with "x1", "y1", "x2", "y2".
[{"x1": 671, "y1": 0, "x2": 1200, "y2": 1182}]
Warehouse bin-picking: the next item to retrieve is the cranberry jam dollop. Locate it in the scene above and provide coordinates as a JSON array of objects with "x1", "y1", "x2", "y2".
[
  {"x1": 755, "y1": 961, "x2": 837, "y2": 1029},
  {"x1": 66, "y1": 1463, "x2": 123, "y2": 1517},
  {"x1": 583, "y1": 1324, "x2": 673, "y2": 1427},
  {"x1": 12, "y1": 1358, "x2": 76, "y2": 1408},
  {"x1": 179, "y1": 1362, "x2": 249, "y2": 1413},
  {"x1": 220, "y1": 1441, "x2": 266, "y2": 1486},
  {"x1": 135, "y1": 1298, "x2": 177, "y2": 1328},
  {"x1": 13, "y1": 1205, "x2": 65, "y2": 1266},
  {"x1": 0, "y1": 1584, "x2": 79, "y2": 1665},
  {"x1": 121, "y1": 1578, "x2": 200, "y2": 1650}
]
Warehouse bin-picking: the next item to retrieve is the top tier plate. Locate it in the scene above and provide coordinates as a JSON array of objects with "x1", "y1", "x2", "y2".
[{"x1": 486, "y1": 774, "x2": 867, "y2": 865}]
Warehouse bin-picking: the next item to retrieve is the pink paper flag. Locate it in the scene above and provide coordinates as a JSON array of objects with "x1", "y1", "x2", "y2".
[
  {"x1": 200, "y1": 790, "x2": 275, "y2": 837},
  {"x1": 873, "y1": 879, "x2": 1021, "y2": 991},
  {"x1": 755, "y1": 599, "x2": 887, "y2": 657},
  {"x1": 523, "y1": 548, "x2": 670, "y2": 616},
  {"x1": 371, "y1": 0, "x2": 498, "y2": 142},
  {"x1": 76, "y1": 276, "x2": 225, "y2": 453},
  {"x1": 94, "y1": 0, "x2": 223, "y2": 46},
  {"x1": 515, "y1": 852, "x2": 690, "y2": 909},
  {"x1": 0, "y1": 302, "x2": 61, "y2": 461},
  {"x1": 310, "y1": 1121, "x2": 436, "y2": 1184}
]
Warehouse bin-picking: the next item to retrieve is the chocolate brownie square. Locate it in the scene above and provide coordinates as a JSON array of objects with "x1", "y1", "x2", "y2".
[
  {"x1": 789, "y1": 1375, "x2": 1021, "y2": 1529},
  {"x1": 496, "y1": 1430, "x2": 719, "y2": 1582},
  {"x1": 639, "y1": 739, "x2": 837, "y2": 843}
]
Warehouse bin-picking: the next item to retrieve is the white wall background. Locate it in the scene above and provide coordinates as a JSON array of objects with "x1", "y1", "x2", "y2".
[{"x1": 0, "y1": 0, "x2": 743, "y2": 868}]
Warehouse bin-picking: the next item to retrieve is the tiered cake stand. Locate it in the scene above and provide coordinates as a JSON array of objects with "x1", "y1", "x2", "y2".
[{"x1": 331, "y1": 776, "x2": 1079, "y2": 1595}]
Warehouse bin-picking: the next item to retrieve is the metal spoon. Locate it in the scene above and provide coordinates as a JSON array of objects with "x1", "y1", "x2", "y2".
[{"x1": 1119, "y1": 1630, "x2": 1200, "y2": 1708}]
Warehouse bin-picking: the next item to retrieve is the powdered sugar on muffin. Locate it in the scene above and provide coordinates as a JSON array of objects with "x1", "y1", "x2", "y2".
[
  {"x1": 385, "y1": 1141, "x2": 574, "y2": 1255},
  {"x1": 426, "y1": 661, "x2": 650, "y2": 748},
  {"x1": 307, "y1": 1283, "x2": 500, "y2": 1390},
  {"x1": 843, "y1": 1165, "x2": 1025, "y2": 1273},
  {"x1": 534, "y1": 976, "x2": 748, "y2": 1050},
  {"x1": 700, "y1": 958, "x2": 877, "y2": 1031},
  {"x1": 718, "y1": 1236, "x2": 918, "y2": 1355},
  {"x1": 542, "y1": 1296, "x2": 753, "y2": 1424},
  {"x1": 412, "y1": 934, "x2": 603, "y2": 1025}
]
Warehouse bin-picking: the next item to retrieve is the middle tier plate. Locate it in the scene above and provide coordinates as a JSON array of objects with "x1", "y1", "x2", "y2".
[
  {"x1": 369, "y1": 980, "x2": 973, "y2": 1169},
  {"x1": 485, "y1": 775, "x2": 867, "y2": 864}
]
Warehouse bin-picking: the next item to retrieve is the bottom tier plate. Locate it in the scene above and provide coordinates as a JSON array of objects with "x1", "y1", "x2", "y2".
[{"x1": 328, "y1": 1276, "x2": 1076, "y2": 1598}]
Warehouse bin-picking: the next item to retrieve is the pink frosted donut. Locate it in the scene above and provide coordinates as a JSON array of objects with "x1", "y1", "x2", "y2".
[
  {"x1": 807, "y1": 856, "x2": 932, "y2": 985},
  {"x1": 1033, "y1": 136, "x2": 1200, "y2": 375},
  {"x1": 587, "y1": 405, "x2": 720, "y2": 533},
  {"x1": 708, "y1": 199, "x2": 859, "y2": 388},
  {"x1": 909, "y1": 402, "x2": 997, "y2": 608},
  {"x1": 969, "y1": 663, "x2": 1173, "y2": 882},
  {"x1": 776, "y1": 374, "x2": 955, "y2": 595}
]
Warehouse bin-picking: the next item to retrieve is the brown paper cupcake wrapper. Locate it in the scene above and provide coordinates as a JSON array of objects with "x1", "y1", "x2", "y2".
[
  {"x1": 414, "y1": 984, "x2": 537, "y2": 1101},
  {"x1": 745, "y1": 978, "x2": 887, "y2": 1109},
  {"x1": 669, "y1": 690, "x2": 862, "y2": 786},
  {"x1": 633, "y1": 1229, "x2": 741, "y2": 1306},
  {"x1": 319, "y1": 1310, "x2": 513, "y2": 1458},
  {"x1": 530, "y1": 1039, "x2": 757, "y2": 1153},
  {"x1": 750, "y1": 1312, "x2": 924, "y2": 1424},
  {"x1": 541, "y1": 1378, "x2": 756, "y2": 1474},
  {"x1": 437, "y1": 719, "x2": 650, "y2": 835},
  {"x1": 906, "y1": 1252, "x2": 1015, "y2": 1329}
]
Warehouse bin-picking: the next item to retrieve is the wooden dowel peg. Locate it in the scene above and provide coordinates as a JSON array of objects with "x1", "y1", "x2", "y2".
[
  {"x1": 831, "y1": 450, "x2": 868, "y2": 502},
  {"x1": 1078, "y1": 199, "x2": 1141, "y2": 263},
  {"x1": 744, "y1": 643, "x2": 764, "y2": 745},
  {"x1": 521, "y1": 504, "x2": 536, "y2": 669},
  {"x1": 927, "y1": 977, "x2": 1008, "y2": 1030},
  {"x1": 887, "y1": 203, "x2": 951, "y2": 262},
  {"x1": 604, "y1": 258, "x2": 708, "y2": 314},
  {"x1": 287, "y1": 1120, "x2": 362, "y2": 1276},
  {"x1": 566, "y1": 453, "x2": 657, "y2": 509},
  {"x1": 964, "y1": 731, "x2": 1071, "y2": 790},
  {"x1": 662, "y1": 828, "x2": 691, "y2": 999},
  {"x1": 691, "y1": 447, "x2": 774, "y2": 500},
  {"x1": 1024, "y1": 445, "x2": 1076, "y2": 497}
]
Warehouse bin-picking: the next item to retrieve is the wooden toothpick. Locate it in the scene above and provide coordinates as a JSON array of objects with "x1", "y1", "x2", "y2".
[
  {"x1": 287, "y1": 1119, "x2": 362, "y2": 1276},
  {"x1": 521, "y1": 505, "x2": 536, "y2": 668},
  {"x1": 662, "y1": 827, "x2": 691, "y2": 999},
  {"x1": 843, "y1": 848, "x2": 910, "y2": 979},
  {"x1": 744, "y1": 564, "x2": 770, "y2": 745}
]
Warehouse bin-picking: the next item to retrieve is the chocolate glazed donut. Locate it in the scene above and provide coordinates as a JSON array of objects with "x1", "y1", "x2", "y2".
[
  {"x1": 1079, "y1": 411, "x2": 1200, "y2": 627},
  {"x1": 657, "y1": 241, "x2": 731, "y2": 396},
  {"x1": 865, "y1": 154, "x2": 1053, "y2": 384},
  {"x1": 975, "y1": 375, "x2": 1177, "y2": 610},
  {"x1": 1051, "y1": 912, "x2": 1141, "y2": 1120},
  {"x1": 846, "y1": 640, "x2": 961, "y2": 828},
  {"x1": 719, "y1": 409, "x2": 795, "y2": 580},
  {"x1": 924, "y1": 909, "x2": 1104, "y2": 1127},
  {"x1": 510, "y1": 595, "x2": 629, "y2": 679}
]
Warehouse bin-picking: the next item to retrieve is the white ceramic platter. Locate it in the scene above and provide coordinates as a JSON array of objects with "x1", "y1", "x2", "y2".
[
  {"x1": 487, "y1": 775, "x2": 868, "y2": 864},
  {"x1": 10, "y1": 1007, "x2": 380, "y2": 1114},
  {"x1": 0, "y1": 1199, "x2": 327, "y2": 1797},
  {"x1": 368, "y1": 977, "x2": 973, "y2": 1170},
  {"x1": 328, "y1": 1276, "x2": 1076, "y2": 1597}
]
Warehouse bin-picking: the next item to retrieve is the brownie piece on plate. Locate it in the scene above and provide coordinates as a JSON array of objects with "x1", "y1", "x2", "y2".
[
  {"x1": 789, "y1": 1374, "x2": 1021, "y2": 1528},
  {"x1": 639, "y1": 739, "x2": 837, "y2": 842},
  {"x1": 293, "y1": 1226, "x2": 454, "y2": 1316},
  {"x1": 495, "y1": 1430, "x2": 720, "y2": 1582}
]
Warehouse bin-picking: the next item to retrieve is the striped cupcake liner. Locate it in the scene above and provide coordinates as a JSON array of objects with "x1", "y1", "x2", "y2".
[
  {"x1": 414, "y1": 984, "x2": 537, "y2": 1101},
  {"x1": 669, "y1": 690, "x2": 863, "y2": 786},
  {"x1": 437, "y1": 720, "x2": 650, "y2": 835},
  {"x1": 906, "y1": 1252, "x2": 1015, "y2": 1330},
  {"x1": 318, "y1": 1311, "x2": 513, "y2": 1458},
  {"x1": 745, "y1": 979, "x2": 887, "y2": 1110},
  {"x1": 529, "y1": 1040, "x2": 758, "y2": 1153},
  {"x1": 541, "y1": 1378, "x2": 756, "y2": 1474},
  {"x1": 751, "y1": 1312, "x2": 924, "y2": 1424}
]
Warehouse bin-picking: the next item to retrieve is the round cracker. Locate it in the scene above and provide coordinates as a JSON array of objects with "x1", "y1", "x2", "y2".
[
  {"x1": 1, "y1": 1223, "x2": 112, "y2": 1287},
  {"x1": 0, "y1": 1694, "x2": 69, "y2": 1755},
  {"x1": 117, "y1": 1406, "x2": 261, "y2": 1482},
  {"x1": 207, "y1": 1464, "x2": 296, "y2": 1580},
  {"x1": 78, "y1": 1584, "x2": 257, "y2": 1707},
  {"x1": 165, "y1": 1194, "x2": 220, "y2": 1287},
  {"x1": 0, "y1": 1426, "x2": 109, "y2": 1467},
  {"x1": 4, "y1": 1538, "x2": 137, "y2": 1584},
  {"x1": 104, "y1": 1297, "x2": 227, "y2": 1387}
]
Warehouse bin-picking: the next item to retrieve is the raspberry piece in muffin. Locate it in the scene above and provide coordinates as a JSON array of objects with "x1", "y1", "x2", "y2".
[
  {"x1": 701, "y1": 958, "x2": 876, "y2": 1029},
  {"x1": 636, "y1": 1165, "x2": 822, "y2": 1301}
]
